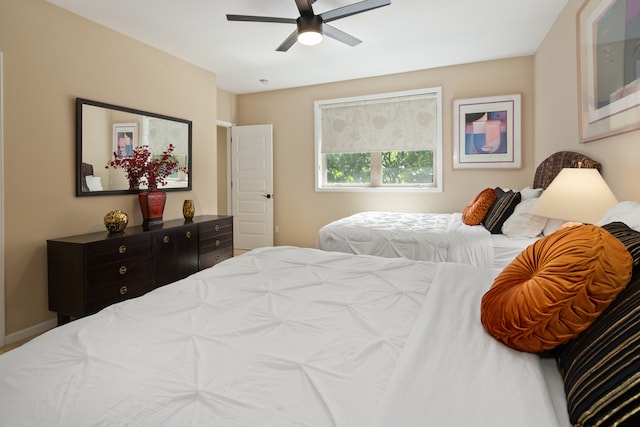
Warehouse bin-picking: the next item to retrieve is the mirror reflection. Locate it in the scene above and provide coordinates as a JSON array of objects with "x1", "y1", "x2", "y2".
[{"x1": 76, "y1": 98, "x2": 192, "y2": 196}]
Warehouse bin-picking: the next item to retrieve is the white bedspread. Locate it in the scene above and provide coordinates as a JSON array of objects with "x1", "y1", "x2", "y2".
[
  {"x1": 0, "y1": 248, "x2": 565, "y2": 426},
  {"x1": 318, "y1": 211, "x2": 495, "y2": 267},
  {"x1": 0, "y1": 247, "x2": 437, "y2": 426},
  {"x1": 369, "y1": 262, "x2": 565, "y2": 427}
]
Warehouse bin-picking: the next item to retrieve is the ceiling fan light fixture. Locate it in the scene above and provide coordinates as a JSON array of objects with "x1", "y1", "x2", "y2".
[
  {"x1": 228, "y1": 0, "x2": 391, "y2": 52},
  {"x1": 298, "y1": 29, "x2": 322, "y2": 45},
  {"x1": 297, "y1": 16, "x2": 323, "y2": 46}
]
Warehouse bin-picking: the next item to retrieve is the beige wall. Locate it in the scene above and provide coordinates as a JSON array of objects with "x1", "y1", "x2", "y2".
[
  {"x1": 237, "y1": 57, "x2": 536, "y2": 248},
  {"x1": 535, "y1": 0, "x2": 640, "y2": 202},
  {"x1": 217, "y1": 88, "x2": 238, "y2": 124},
  {"x1": 1, "y1": 0, "x2": 219, "y2": 336}
]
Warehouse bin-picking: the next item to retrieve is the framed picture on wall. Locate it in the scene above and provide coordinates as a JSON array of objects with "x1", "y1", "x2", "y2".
[
  {"x1": 112, "y1": 123, "x2": 137, "y2": 159},
  {"x1": 577, "y1": 0, "x2": 640, "y2": 142},
  {"x1": 453, "y1": 94, "x2": 521, "y2": 169}
]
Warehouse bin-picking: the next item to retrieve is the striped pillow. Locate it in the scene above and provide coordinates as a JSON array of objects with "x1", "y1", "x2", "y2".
[
  {"x1": 553, "y1": 224, "x2": 640, "y2": 426},
  {"x1": 602, "y1": 221, "x2": 640, "y2": 271},
  {"x1": 482, "y1": 188, "x2": 521, "y2": 234}
]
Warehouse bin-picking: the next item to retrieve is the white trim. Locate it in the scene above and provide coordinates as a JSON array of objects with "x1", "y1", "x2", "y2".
[
  {"x1": 217, "y1": 120, "x2": 235, "y2": 215},
  {"x1": 216, "y1": 119, "x2": 233, "y2": 128},
  {"x1": 5, "y1": 318, "x2": 57, "y2": 346},
  {"x1": 0, "y1": 52, "x2": 5, "y2": 347}
]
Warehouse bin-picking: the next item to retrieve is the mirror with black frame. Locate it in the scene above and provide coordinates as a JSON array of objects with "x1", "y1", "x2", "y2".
[{"x1": 76, "y1": 98, "x2": 192, "y2": 196}]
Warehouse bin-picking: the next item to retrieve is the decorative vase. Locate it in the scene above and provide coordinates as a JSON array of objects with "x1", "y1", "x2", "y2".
[
  {"x1": 183, "y1": 199, "x2": 195, "y2": 221},
  {"x1": 103, "y1": 210, "x2": 129, "y2": 233},
  {"x1": 138, "y1": 186, "x2": 166, "y2": 227}
]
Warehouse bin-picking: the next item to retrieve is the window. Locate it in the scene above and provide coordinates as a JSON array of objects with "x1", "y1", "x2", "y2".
[{"x1": 314, "y1": 87, "x2": 442, "y2": 192}]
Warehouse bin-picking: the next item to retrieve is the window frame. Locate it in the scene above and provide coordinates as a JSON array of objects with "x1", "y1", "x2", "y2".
[{"x1": 314, "y1": 87, "x2": 443, "y2": 192}]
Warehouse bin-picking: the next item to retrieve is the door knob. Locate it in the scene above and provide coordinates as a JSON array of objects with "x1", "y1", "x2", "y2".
[{"x1": 263, "y1": 194, "x2": 274, "y2": 199}]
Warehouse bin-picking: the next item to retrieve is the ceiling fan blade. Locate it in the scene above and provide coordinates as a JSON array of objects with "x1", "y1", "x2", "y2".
[
  {"x1": 294, "y1": 0, "x2": 315, "y2": 17},
  {"x1": 323, "y1": 24, "x2": 362, "y2": 47},
  {"x1": 227, "y1": 14, "x2": 296, "y2": 24},
  {"x1": 320, "y1": 0, "x2": 390, "y2": 23},
  {"x1": 276, "y1": 30, "x2": 299, "y2": 52}
]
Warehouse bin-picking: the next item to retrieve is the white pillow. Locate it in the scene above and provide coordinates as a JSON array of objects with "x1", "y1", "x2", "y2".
[
  {"x1": 596, "y1": 201, "x2": 640, "y2": 231},
  {"x1": 543, "y1": 218, "x2": 566, "y2": 236},
  {"x1": 502, "y1": 198, "x2": 548, "y2": 238},
  {"x1": 519, "y1": 186, "x2": 543, "y2": 201},
  {"x1": 86, "y1": 175, "x2": 103, "y2": 192}
]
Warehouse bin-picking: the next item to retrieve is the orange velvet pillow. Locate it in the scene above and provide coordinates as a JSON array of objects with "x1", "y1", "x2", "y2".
[
  {"x1": 462, "y1": 188, "x2": 498, "y2": 225},
  {"x1": 481, "y1": 224, "x2": 632, "y2": 353}
]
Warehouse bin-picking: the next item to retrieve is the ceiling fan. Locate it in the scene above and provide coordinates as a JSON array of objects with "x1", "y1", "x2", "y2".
[{"x1": 227, "y1": 0, "x2": 391, "y2": 52}]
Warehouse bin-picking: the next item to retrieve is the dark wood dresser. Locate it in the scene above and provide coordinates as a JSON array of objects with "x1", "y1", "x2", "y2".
[{"x1": 47, "y1": 215, "x2": 233, "y2": 325}]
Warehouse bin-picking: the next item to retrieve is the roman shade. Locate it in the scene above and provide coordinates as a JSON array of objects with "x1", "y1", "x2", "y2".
[{"x1": 317, "y1": 91, "x2": 439, "y2": 154}]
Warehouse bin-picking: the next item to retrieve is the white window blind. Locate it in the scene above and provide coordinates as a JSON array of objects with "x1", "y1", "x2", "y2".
[{"x1": 318, "y1": 90, "x2": 439, "y2": 154}]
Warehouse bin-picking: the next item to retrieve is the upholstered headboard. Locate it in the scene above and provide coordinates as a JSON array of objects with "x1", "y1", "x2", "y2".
[{"x1": 533, "y1": 151, "x2": 601, "y2": 190}]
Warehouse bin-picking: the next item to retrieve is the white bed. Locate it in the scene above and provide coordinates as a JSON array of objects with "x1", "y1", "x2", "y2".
[
  {"x1": 0, "y1": 246, "x2": 571, "y2": 426},
  {"x1": 317, "y1": 151, "x2": 601, "y2": 268},
  {"x1": 317, "y1": 211, "x2": 539, "y2": 269}
]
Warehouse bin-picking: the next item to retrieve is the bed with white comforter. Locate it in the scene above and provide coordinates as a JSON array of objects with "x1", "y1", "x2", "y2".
[
  {"x1": 317, "y1": 152, "x2": 604, "y2": 269},
  {"x1": 317, "y1": 211, "x2": 538, "y2": 269},
  {"x1": 0, "y1": 246, "x2": 568, "y2": 426}
]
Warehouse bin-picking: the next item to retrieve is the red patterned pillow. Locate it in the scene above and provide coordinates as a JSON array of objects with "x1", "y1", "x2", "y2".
[
  {"x1": 480, "y1": 224, "x2": 632, "y2": 353},
  {"x1": 462, "y1": 188, "x2": 498, "y2": 225}
]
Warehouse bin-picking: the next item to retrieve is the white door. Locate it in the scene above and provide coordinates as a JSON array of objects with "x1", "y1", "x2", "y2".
[{"x1": 231, "y1": 124, "x2": 274, "y2": 250}]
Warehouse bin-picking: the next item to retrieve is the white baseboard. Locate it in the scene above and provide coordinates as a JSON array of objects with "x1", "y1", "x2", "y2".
[{"x1": 5, "y1": 318, "x2": 57, "y2": 345}]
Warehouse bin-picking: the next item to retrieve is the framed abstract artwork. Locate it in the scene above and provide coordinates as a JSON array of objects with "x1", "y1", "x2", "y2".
[
  {"x1": 112, "y1": 123, "x2": 137, "y2": 159},
  {"x1": 577, "y1": 0, "x2": 640, "y2": 142},
  {"x1": 453, "y1": 94, "x2": 521, "y2": 169}
]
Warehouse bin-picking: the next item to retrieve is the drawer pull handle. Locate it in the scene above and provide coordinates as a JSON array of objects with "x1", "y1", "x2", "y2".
[
  {"x1": 119, "y1": 245, "x2": 127, "y2": 254},
  {"x1": 216, "y1": 239, "x2": 221, "y2": 247},
  {"x1": 185, "y1": 231, "x2": 192, "y2": 239},
  {"x1": 119, "y1": 266, "x2": 127, "y2": 275},
  {"x1": 119, "y1": 285, "x2": 128, "y2": 295},
  {"x1": 163, "y1": 235, "x2": 170, "y2": 244},
  {"x1": 215, "y1": 224, "x2": 220, "y2": 232}
]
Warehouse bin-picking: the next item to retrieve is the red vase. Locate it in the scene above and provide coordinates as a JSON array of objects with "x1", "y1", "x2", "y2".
[{"x1": 138, "y1": 186, "x2": 166, "y2": 227}]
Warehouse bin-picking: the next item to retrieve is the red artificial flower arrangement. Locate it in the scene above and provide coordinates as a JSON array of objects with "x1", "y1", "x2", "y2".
[{"x1": 106, "y1": 144, "x2": 188, "y2": 189}]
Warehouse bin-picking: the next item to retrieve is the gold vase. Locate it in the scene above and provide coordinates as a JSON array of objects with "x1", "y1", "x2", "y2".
[
  {"x1": 104, "y1": 210, "x2": 129, "y2": 233},
  {"x1": 183, "y1": 199, "x2": 195, "y2": 221}
]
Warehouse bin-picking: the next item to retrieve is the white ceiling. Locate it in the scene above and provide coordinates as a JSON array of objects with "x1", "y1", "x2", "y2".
[{"x1": 47, "y1": 0, "x2": 569, "y2": 94}]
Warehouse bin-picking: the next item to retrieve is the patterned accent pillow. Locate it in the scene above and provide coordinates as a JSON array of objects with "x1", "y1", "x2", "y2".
[
  {"x1": 481, "y1": 224, "x2": 633, "y2": 353},
  {"x1": 601, "y1": 221, "x2": 640, "y2": 271},
  {"x1": 481, "y1": 188, "x2": 521, "y2": 234},
  {"x1": 461, "y1": 188, "x2": 498, "y2": 226},
  {"x1": 554, "y1": 267, "x2": 640, "y2": 426}
]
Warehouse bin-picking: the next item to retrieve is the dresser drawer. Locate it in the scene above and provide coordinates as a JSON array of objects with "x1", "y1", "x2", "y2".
[
  {"x1": 86, "y1": 269, "x2": 153, "y2": 314},
  {"x1": 86, "y1": 234, "x2": 151, "y2": 265},
  {"x1": 199, "y1": 247, "x2": 233, "y2": 269},
  {"x1": 87, "y1": 252, "x2": 152, "y2": 279},
  {"x1": 199, "y1": 217, "x2": 233, "y2": 238},
  {"x1": 199, "y1": 231, "x2": 233, "y2": 253}
]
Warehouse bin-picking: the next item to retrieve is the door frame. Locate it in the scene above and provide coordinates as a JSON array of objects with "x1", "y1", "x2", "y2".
[
  {"x1": 217, "y1": 120, "x2": 233, "y2": 215},
  {"x1": 1, "y1": 52, "x2": 6, "y2": 347}
]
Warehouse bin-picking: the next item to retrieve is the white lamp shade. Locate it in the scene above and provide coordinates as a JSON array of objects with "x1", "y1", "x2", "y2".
[{"x1": 531, "y1": 168, "x2": 618, "y2": 223}]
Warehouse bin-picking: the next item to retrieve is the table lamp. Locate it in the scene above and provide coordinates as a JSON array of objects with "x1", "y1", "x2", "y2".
[{"x1": 531, "y1": 168, "x2": 618, "y2": 224}]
